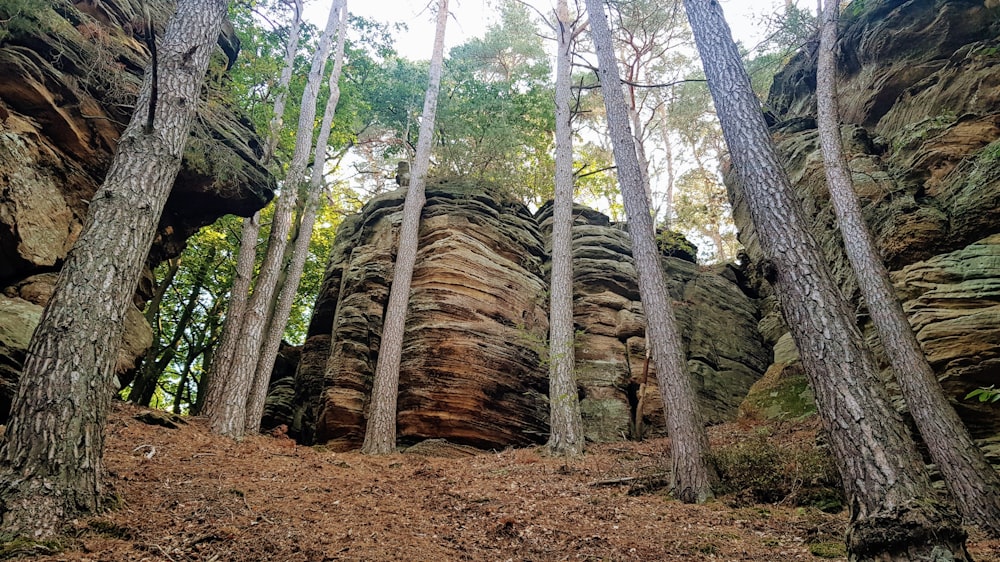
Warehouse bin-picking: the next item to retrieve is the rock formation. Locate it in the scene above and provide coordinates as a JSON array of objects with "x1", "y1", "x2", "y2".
[
  {"x1": 276, "y1": 181, "x2": 768, "y2": 448},
  {"x1": 735, "y1": 0, "x2": 1000, "y2": 445},
  {"x1": 0, "y1": 0, "x2": 274, "y2": 421}
]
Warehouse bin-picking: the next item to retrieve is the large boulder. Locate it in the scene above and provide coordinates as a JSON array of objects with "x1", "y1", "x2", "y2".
[
  {"x1": 732, "y1": 0, "x2": 1000, "y2": 436},
  {"x1": 0, "y1": 0, "x2": 273, "y2": 420}
]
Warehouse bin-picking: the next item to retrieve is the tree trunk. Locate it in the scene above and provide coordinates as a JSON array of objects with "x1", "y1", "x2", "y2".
[
  {"x1": 545, "y1": 0, "x2": 586, "y2": 457},
  {"x1": 244, "y1": 0, "x2": 349, "y2": 434},
  {"x1": 0, "y1": 0, "x2": 226, "y2": 538},
  {"x1": 681, "y1": 0, "x2": 970, "y2": 559},
  {"x1": 135, "y1": 251, "x2": 212, "y2": 406},
  {"x1": 129, "y1": 257, "x2": 180, "y2": 404},
  {"x1": 816, "y1": 0, "x2": 1000, "y2": 537},
  {"x1": 362, "y1": 0, "x2": 449, "y2": 455},
  {"x1": 204, "y1": 0, "x2": 341, "y2": 438},
  {"x1": 584, "y1": 0, "x2": 715, "y2": 504}
]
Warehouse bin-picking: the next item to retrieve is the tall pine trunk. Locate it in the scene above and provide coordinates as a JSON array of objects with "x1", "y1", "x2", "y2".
[
  {"x1": 0, "y1": 0, "x2": 227, "y2": 538},
  {"x1": 203, "y1": 0, "x2": 301, "y2": 420},
  {"x1": 545, "y1": 0, "x2": 585, "y2": 457},
  {"x1": 244, "y1": 0, "x2": 349, "y2": 434},
  {"x1": 681, "y1": 0, "x2": 970, "y2": 559},
  {"x1": 816, "y1": 0, "x2": 1000, "y2": 536},
  {"x1": 204, "y1": 0, "x2": 341, "y2": 438},
  {"x1": 362, "y1": 0, "x2": 449, "y2": 455},
  {"x1": 584, "y1": 0, "x2": 715, "y2": 504}
]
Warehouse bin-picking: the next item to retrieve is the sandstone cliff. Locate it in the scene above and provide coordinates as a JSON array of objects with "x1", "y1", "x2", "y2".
[
  {"x1": 734, "y1": 0, "x2": 1000, "y2": 444},
  {"x1": 0, "y1": 0, "x2": 273, "y2": 421},
  {"x1": 273, "y1": 182, "x2": 768, "y2": 448}
]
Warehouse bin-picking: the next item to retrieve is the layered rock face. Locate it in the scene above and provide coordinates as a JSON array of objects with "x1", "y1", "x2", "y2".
[
  {"x1": 0, "y1": 0, "x2": 273, "y2": 421},
  {"x1": 291, "y1": 182, "x2": 551, "y2": 450},
  {"x1": 536, "y1": 204, "x2": 769, "y2": 442},
  {"x1": 279, "y1": 182, "x2": 768, "y2": 448},
  {"x1": 734, "y1": 0, "x2": 1000, "y2": 438}
]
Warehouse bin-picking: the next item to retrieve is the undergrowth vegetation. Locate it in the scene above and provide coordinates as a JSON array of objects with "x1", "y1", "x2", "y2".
[{"x1": 710, "y1": 429, "x2": 843, "y2": 511}]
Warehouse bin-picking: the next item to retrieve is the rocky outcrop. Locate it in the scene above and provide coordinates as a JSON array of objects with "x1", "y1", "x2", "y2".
[
  {"x1": 277, "y1": 183, "x2": 768, "y2": 448},
  {"x1": 536, "y1": 204, "x2": 769, "y2": 442},
  {"x1": 292, "y1": 181, "x2": 551, "y2": 450},
  {"x1": 733, "y1": 0, "x2": 1000, "y2": 437},
  {"x1": 0, "y1": 0, "x2": 274, "y2": 421}
]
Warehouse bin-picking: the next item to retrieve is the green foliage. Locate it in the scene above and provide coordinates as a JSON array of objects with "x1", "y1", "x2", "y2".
[
  {"x1": 0, "y1": 536, "x2": 64, "y2": 559},
  {"x1": 809, "y1": 542, "x2": 847, "y2": 558},
  {"x1": 655, "y1": 229, "x2": 698, "y2": 263},
  {"x1": 965, "y1": 385, "x2": 1000, "y2": 404},
  {"x1": 0, "y1": 0, "x2": 51, "y2": 43},
  {"x1": 434, "y1": 1, "x2": 556, "y2": 205},
  {"x1": 710, "y1": 431, "x2": 843, "y2": 511},
  {"x1": 741, "y1": 4, "x2": 818, "y2": 100}
]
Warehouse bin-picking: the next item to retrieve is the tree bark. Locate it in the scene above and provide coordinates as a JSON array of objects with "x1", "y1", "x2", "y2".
[
  {"x1": 362, "y1": 0, "x2": 449, "y2": 455},
  {"x1": 244, "y1": 0, "x2": 349, "y2": 434},
  {"x1": 681, "y1": 0, "x2": 969, "y2": 559},
  {"x1": 202, "y1": 0, "x2": 300, "y2": 418},
  {"x1": 204, "y1": 0, "x2": 341, "y2": 438},
  {"x1": 816, "y1": 0, "x2": 1000, "y2": 537},
  {"x1": 545, "y1": 0, "x2": 586, "y2": 457},
  {"x1": 584, "y1": 0, "x2": 715, "y2": 503},
  {"x1": 0, "y1": 0, "x2": 227, "y2": 538}
]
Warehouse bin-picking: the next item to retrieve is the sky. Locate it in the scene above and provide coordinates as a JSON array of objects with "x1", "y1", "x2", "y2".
[{"x1": 304, "y1": 0, "x2": 799, "y2": 59}]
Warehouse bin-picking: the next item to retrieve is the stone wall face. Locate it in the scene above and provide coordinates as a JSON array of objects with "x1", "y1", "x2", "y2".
[{"x1": 733, "y1": 0, "x2": 1000, "y2": 442}]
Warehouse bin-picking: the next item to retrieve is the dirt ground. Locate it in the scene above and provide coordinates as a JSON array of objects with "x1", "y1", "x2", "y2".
[{"x1": 11, "y1": 404, "x2": 999, "y2": 561}]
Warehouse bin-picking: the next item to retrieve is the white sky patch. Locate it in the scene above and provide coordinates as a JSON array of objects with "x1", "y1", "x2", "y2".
[{"x1": 303, "y1": 0, "x2": 799, "y2": 59}]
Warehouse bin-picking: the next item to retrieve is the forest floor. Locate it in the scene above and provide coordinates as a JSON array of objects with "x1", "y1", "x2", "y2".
[{"x1": 9, "y1": 403, "x2": 999, "y2": 562}]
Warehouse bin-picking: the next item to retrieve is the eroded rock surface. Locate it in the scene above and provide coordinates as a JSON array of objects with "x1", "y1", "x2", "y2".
[
  {"x1": 292, "y1": 182, "x2": 551, "y2": 450},
  {"x1": 279, "y1": 185, "x2": 767, "y2": 448},
  {"x1": 536, "y1": 204, "x2": 769, "y2": 442},
  {"x1": 0, "y1": 0, "x2": 273, "y2": 420},
  {"x1": 732, "y1": 0, "x2": 1000, "y2": 437}
]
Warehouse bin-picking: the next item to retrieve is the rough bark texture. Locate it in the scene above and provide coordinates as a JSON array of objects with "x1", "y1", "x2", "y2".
[
  {"x1": 0, "y1": 0, "x2": 273, "y2": 420},
  {"x1": 585, "y1": 0, "x2": 715, "y2": 504},
  {"x1": 682, "y1": 0, "x2": 969, "y2": 559},
  {"x1": 0, "y1": 0, "x2": 227, "y2": 538},
  {"x1": 204, "y1": 1, "x2": 341, "y2": 438},
  {"x1": 545, "y1": 0, "x2": 585, "y2": 457},
  {"x1": 816, "y1": 0, "x2": 1000, "y2": 536},
  {"x1": 362, "y1": 0, "x2": 449, "y2": 455},
  {"x1": 245, "y1": 0, "x2": 348, "y2": 435},
  {"x1": 203, "y1": 0, "x2": 302, "y2": 430}
]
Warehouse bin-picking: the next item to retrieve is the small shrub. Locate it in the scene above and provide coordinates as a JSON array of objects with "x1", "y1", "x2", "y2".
[{"x1": 710, "y1": 432, "x2": 843, "y2": 510}]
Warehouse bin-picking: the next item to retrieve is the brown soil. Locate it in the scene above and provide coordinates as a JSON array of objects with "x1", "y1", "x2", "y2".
[{"x1": 15, "y1": 404, "x2": 1000, "y2": 561}]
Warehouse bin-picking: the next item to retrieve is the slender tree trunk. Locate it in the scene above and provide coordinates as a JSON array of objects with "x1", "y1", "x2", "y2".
[
  {"x1": 130, "y1": 257, "x2": 180, "y2": 403},
  {"x1": 545, "y1": 0, "x2": 585, "y2": 457},
  {"x1": 362, "y1": 0, "x2": 449, "y2": 455},
  {"x1": 584, "y1": 0, "x2": 715, "y2": 504},
  {"x1": 244, "y1": 0, "x2": 349, "y2": 434},
  {"x1": 681, "y1": 1, "x2": 970, "y2": 559},
  {"x1": 204, "y1": 0, "x2": 341, "y2": 438},
  {"x1": 134, "y1": 251, "x2": 212, "y2": 406},
  {"x1": 816, "y1": 0, "x2": 1000, "y2": 537},
  {"x1": 0, "y1": 0, "x2": 226, "y2": 538},
  {"x1": 204, "y1": 0, "x2": 301, "y2": 415}
]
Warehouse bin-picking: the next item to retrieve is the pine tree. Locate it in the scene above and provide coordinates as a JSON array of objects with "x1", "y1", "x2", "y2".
[
  {"x1": 681, "y1": 0, "x2": 970, "y2": 558},
  {"x1": 815, "y1": 0, "x2": 1000, "y2": 536},
  {"x1": 0, "y1": 0, "x2": 228, "y2": 537},
  {"x1": 362, "y1": 0, "x2": 449, "y2": 454},
  {"x1": 584, "y1": 0, "x2": 715, "y2": 503}
]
